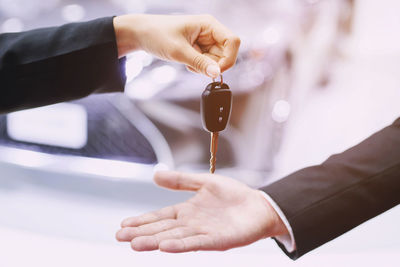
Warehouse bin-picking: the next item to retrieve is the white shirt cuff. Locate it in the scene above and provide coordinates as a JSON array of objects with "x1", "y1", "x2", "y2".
[{"x1": 259, "y1": 190, "x2": 297, "y2": 253}]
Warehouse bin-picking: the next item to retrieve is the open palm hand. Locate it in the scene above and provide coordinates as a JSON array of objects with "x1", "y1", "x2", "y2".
[{"x1": 116, "y1": 171, "x2": 287, "y2": 253}]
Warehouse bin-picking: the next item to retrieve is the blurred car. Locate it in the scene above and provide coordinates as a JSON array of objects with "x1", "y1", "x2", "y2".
[{"x1": 0, "y1": 0, "x2": 352, "y2": 187}]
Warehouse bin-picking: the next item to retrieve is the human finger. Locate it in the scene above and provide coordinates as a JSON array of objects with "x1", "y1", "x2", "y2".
[
  {"x1": 186, "y1": 53, "x2": 219, "y2": 74},
  {"x1": 209, "y1": 22, "x2": 240, "y2": 72},
  {"x1": 154, "y1": 171, "x2": 206, "y2": 191},
  {"x1": 159, "y1": 234, "x2": 216, "y2": 253},
  {"x1": 116, "y1": 219, "x2": 179, "y2": 241},
  {"x1": 120, "y1": 205, "x2": 177, "y2": 228},
  {"x1": 130, "y1": 227, "x2": 198, "y2": 251},
  {"x1": 218, "y1": 37, "x2": 240, "y2": 72},
  {"x1": 174, "y1": 44, "x2": 220, "y2": 78}
]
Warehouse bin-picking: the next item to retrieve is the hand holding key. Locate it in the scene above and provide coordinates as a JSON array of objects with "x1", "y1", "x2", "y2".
[
  {"x1": 201, "y1": 75, "x2": 232, "y2": 173},
  {"x1": 113, "y1": 14, "x2": 240, "y2": 78}
]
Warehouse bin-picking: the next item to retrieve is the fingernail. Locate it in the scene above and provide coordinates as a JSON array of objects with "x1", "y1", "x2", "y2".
[{"x1": 206, "y1": 64, "x2": 220, "y2": 78}]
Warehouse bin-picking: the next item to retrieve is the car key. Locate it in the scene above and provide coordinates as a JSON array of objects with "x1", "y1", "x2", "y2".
[{"x1": 201, "y1": 75, "x2": 232, "y2": 173}]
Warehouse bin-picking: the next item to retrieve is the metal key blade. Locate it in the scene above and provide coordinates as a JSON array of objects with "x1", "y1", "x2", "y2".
[{"x1": 209, "y1": 132, "x2": 219, "y2": 173}]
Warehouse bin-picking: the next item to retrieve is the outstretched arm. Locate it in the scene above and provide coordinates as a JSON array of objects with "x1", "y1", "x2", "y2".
[
  {"x1": 116, "y1": 171, "x2": 288, "y2": 252},
  {"x1": 0, "y1": 17, "x2": 125, "y2": 113},
  {"x1": 0, "y1": 14, "x2": 240, "y2": 113},
  {"x1": 261, "y1": 117, "x2": 400, "y2": 259},
  {"x1": 117, "y1": 118, "x2": 400, "y2": 258}
]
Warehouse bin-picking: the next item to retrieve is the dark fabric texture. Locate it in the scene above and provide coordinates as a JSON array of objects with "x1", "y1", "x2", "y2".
[
  {"x1": 0, "y1": 17, "x2": 126, "y2": 113},
  {"x1": 261, "y1": 117, "x2": 400, "y2": 260}
]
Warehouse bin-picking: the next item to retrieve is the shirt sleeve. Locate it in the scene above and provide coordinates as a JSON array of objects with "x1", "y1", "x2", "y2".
[
  {"x1": 259, "y1": 190, "x2": 297, "y2": 253},
  {"x1": 0, "y1": 17, "x2": 126, "y2": 114}
]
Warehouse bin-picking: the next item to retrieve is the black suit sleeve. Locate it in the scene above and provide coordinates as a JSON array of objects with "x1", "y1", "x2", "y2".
[
  {"x1": 260, "y1": 117, "x2": 400, "y2": 260},
  {"x1": 0, "y1": 17, "x2": 126, "y2": 114}
]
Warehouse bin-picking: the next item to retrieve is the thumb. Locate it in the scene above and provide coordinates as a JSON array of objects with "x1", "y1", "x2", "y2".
[
  {"x1": 154, "y1": 171, "x2": 205, "y2": 191},
  {"x1": 178, "y1": 45, "x2": 220, "y2": 78}
]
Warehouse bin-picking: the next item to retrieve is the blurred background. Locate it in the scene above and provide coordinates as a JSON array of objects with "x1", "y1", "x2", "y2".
[{"x1": 1, "y1": 0, "x2": 400, "y2": 266}]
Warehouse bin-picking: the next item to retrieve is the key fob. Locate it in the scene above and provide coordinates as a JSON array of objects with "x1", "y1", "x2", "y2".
[{"x1": 201, "y1": 82, "x2": 232, "y2": 132}]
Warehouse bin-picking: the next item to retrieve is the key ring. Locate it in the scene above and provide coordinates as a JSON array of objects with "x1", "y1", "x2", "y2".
[{"x1": 212, "y1": 74, "x2": 223, "y2": 86}]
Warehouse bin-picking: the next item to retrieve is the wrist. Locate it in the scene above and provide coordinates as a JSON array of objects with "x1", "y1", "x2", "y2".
[
  {"x1": 256, "y1": 190, "x2": 289, "y2": 238},
  {"x1": 113, "y1": 15, "x2": 143, "y2": 57}
]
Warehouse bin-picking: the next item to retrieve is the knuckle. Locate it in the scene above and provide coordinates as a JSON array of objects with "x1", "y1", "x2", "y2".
[
  {"x1": 154, "y1": 234, "x2": 161, "y2": 245},
  {"x1": 176, "y1": 172, "x2": 184, "y2": 190},
  {"x1": 221, "y1": 56, "x2": 237, "y2": 71},
  {"x1": 232, "y1": 36, "x2": 241, "y2": 47},
  {"x1": 153, "y1": 210, "x2": 163, "y2": 220},
  {"x1": 225, "y1": 60, "x2": 235, "y2": 69},
  {"x1": 192, "y1": 54, "x2": 207, "y2": 73},
  {"x1": 181, "y1": 238, "x2": 188, "y2": 251},
  {"x1": 159, "y1": 206, "x2": 170, "y2": 217},
  {"x1": 212, "y1": 234, "x2": 227, "y2": 250}
]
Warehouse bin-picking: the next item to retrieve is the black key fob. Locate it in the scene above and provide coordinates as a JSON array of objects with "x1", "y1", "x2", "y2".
[{"x1": 201, "y1": 81, "x2": 232, "y2": 132}]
